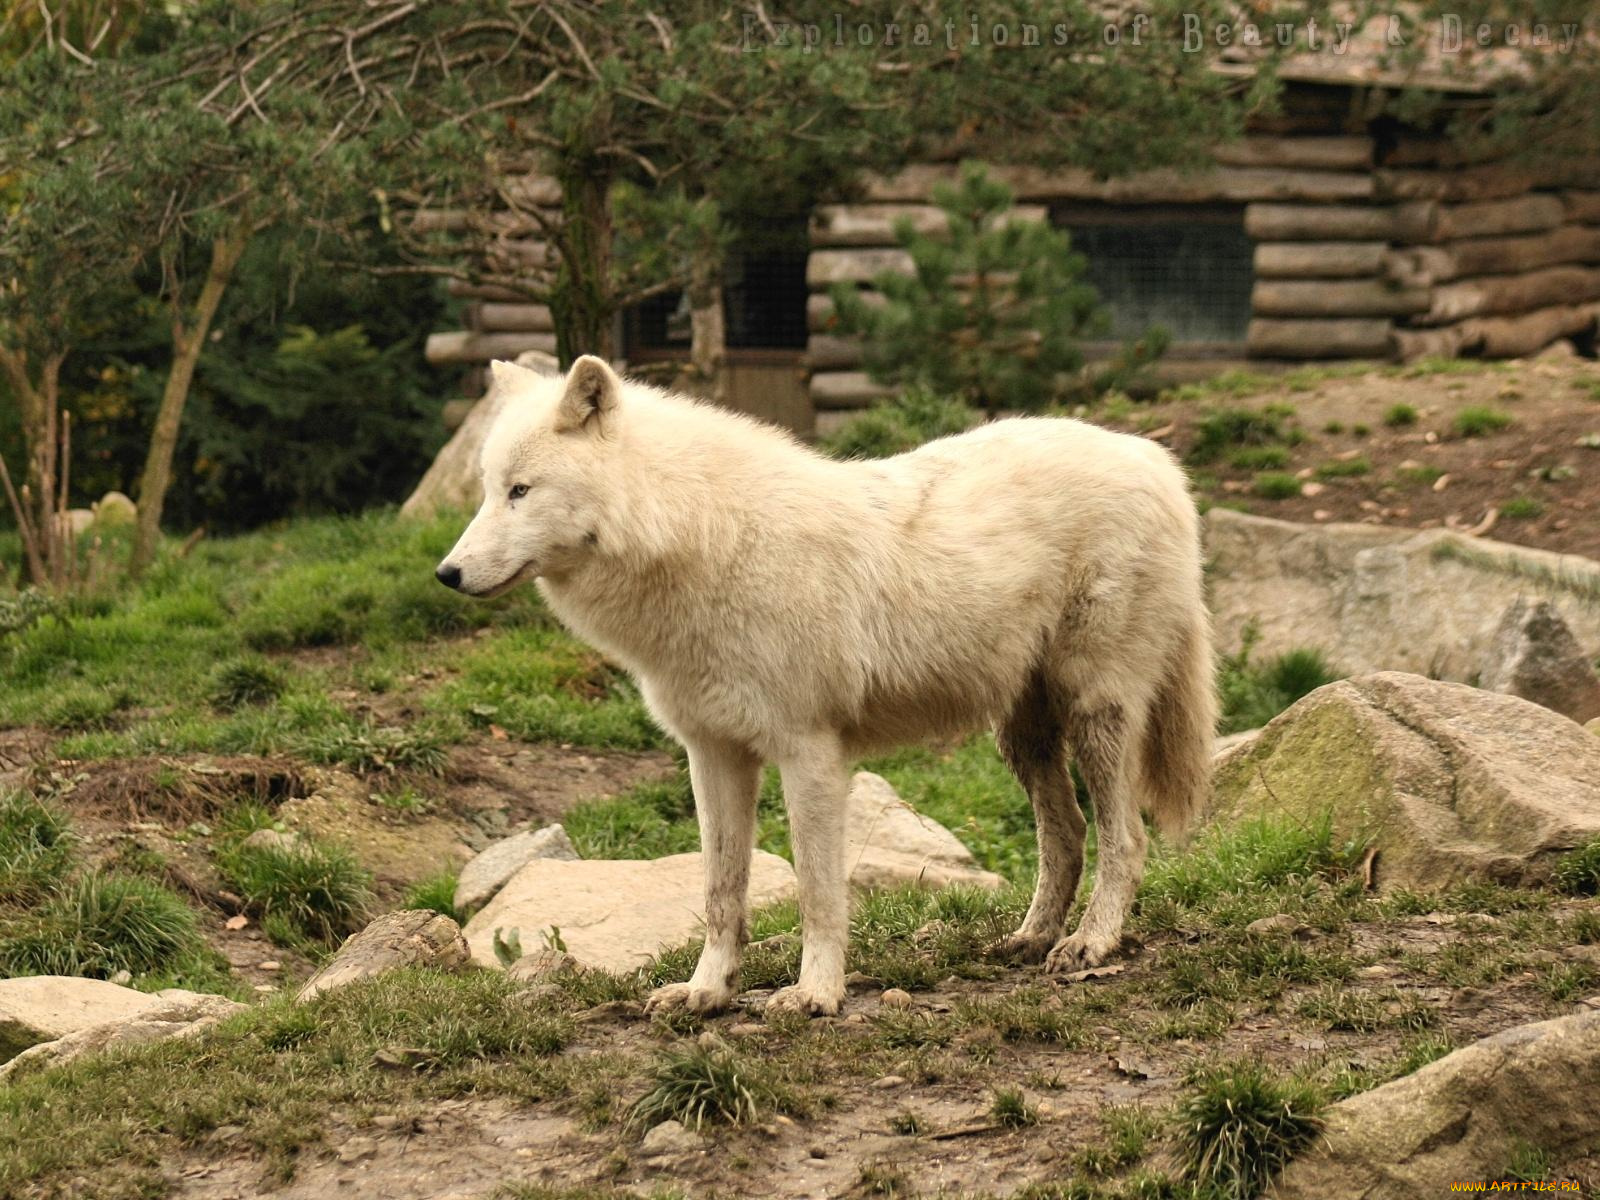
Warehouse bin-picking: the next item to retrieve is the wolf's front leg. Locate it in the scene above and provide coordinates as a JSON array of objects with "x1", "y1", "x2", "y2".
[
  {"x1": 645, "y1": 738, "x2": 760, "y2": 1016},
  {"x1": 766, "y1": 735, "x2": 850, "y2": 1019}
]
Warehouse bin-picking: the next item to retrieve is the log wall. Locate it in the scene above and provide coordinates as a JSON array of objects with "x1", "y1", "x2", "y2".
[{"x1": 807, "y1": 135, "x2": 1600, "y2": 408}]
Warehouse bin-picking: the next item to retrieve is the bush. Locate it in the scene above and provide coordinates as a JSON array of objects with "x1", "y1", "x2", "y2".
[
  {"x1": 402, "y1": 872, "x2": 461, "y2": 921},
  {"x1": 820, "y1": 387, "x2": 981, "y2": 460},
  {"x1": 1177, "y1": 1060, "x2": 1323, "y2": 1200},
  {"x1": 208, "y1": 657, "x2": 285, "y2": 710},
  {"x1": 1252, "y1": 472, "x2": 1302, "y2": 500},
  {"x1": 0, "y1": 873, "x2": 206, "y2": 979},
  {"x1": 1315, "y1": 456, "x2": 1370, "y2": 479},
  {"x1": 1188, "y1": 406, "x2": 1295, "y2": 465},
  {"x1": 1218, "y1": 634, "x2": 1339, "y2": 734},
  {"x1": 1383, "y1": 403, "x2": 1418, "y2": 427},
  {"x1": 1226, "y1": 446, "x2": 1289, "y2": 470},
  {"x1": 1553, "y1": 836, "x2": 1600, "y2": 896}
]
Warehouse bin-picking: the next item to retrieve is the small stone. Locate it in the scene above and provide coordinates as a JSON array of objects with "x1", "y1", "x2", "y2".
[
  {"x1": 844, "y1": 971, "x2": 882, "y2": 992},
  {"x1": 108, "y1": 970, "x2": 132, "y2": 986},
  {"x1": 1356, "y1": 965, "x2": 1393, "y2": 980},
  {"x1": 506, "y1": 949, "x2": 577, "y2": 983},
  {"x1": 1245, "y1": 914, "x2": 1311, "y2": 939},
  {"x1": 297, "y1": 910, "x2": 470, "y2": 1003},
  {"x1": 241, "y1": 828, "x2": 302, "y2": 854},
  {"x1": 880, "y1": 988, "x2": 914, "y2": 1010},
  {"x1": 639, "y1": 1119, "x2": 701, "y2": 1158},
  {"x1": 844, "y1": 1013, "x2": 867, "y2": 1024},
  {"x1": 257, "y1": 961, "x2": 281, "y2": 972},
  {"x1": 336, "y1": 1136, "x2": 378, "y2": 1164},
  {"x1": 871, "y1": 1075, "x2": 907, "y2": 1090},
  {"x1": 453, "y1": 824, "x2": 580, "y2": 914},
  {"x1": 727, "y1": 1022, "x2": 765, "y2": 1037},
  {"x1": 253, "y1": 984, "x2": 277, "y2": 994}
]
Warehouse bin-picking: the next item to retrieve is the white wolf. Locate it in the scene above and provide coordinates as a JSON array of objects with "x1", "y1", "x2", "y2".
[{"x1": 438, "y1": 356, "x2": 1216, "y2": 1017}]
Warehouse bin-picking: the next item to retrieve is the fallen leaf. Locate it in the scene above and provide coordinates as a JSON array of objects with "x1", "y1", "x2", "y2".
[
  {"x1": 1063, "y1": 965, "x2": 1124, "y2": 984},
  {"x1": 224, "y1": 914, "x2": 249, "y2": 931},
  {"x1": 489, "y1": 724, "x2": 509, "y2": 741}
]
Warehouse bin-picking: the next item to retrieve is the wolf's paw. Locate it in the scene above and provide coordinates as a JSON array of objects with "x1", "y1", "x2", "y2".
[
  {"x1": 1044, "y1": 930, "x2": 1121, "y2": 975},
  {"x1": 991, "y1": 930, "x2": 1056, "y2": 965},
  {"x1": 645, "y1": 981, "x2": 733, "y2": 1016},
  {"x1": 763, "y1": 982, "x2": 843, "y2": 1019}
]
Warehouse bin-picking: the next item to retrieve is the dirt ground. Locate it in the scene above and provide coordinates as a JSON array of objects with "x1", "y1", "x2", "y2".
[
  {"x1": 163, "y1": 906, "x2": 1600, "y2": 1200},
  {"x1": 1131, "y1": 353, "x2": 1600, "y2": 561}
]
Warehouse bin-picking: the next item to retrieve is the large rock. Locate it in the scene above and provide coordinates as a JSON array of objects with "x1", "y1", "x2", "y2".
[
  {"x1": 1205, "y1": 509, "x2": 1600, "y2": 684},
  {"x1": 1479, "y1": 598, "x2": 1600, "y2": 723},
  {"x1": 401, "y1": 353, "x2": 558, "y2": 519},
  {"x1": 0, "y1": 991, "x2": 244, "y2": 1079},
  {"x1": 1, "y1": 976, "x2": 170, "y2": 1062},
  {"x1": 1273, "y1": 1009, "x2": 1600, "y2": 1200},
  {"x1": 846, "y1": 772, "x2": 1003, "y2": 891},
  {"x1": 1211, "y1": 672, "x2": 1600, "y2": 890},
  {"x1": 296, "y1": 910, "x2": 472, "y2": 1003},
  {"x1": 454, "y1": 823, "x2": 579, "y2": 915},
  {"x1": 464, "y1": 851, "x2": 797, "y2": 973}
]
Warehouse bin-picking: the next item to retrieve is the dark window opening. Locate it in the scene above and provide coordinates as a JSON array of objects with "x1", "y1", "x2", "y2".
[
  {"x1": 624, "y1": 220, "x2": 809, "y2": 357},
  {"x1": 1051, "y1": 203, "x2": 1254, "y2": 346}
]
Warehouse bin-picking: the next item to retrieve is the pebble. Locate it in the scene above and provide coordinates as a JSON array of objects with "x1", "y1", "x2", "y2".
[
  {"x1": 871, "y1": 1074, "x2": 907, "y2": 1089},
  {"x1": 257, "y1": 961, "x2": 281, "y2": 972},
  {"x1": 879, "y1": 988, "x2": 914, "y2": 1010}
]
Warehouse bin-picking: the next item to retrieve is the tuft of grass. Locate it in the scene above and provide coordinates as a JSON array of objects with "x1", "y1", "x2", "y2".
[
  {"x1": 888, "y1": 1110, "x2": 928, "y2": 1136},
  {"x1": 295, "y1": 717, "x2": 453, "y2": 774},
  {"x1": 1188, "y1": 407, "x2": 1294, "y2": 466},
  {"x1": 0, "y1": 872, "x2": 207, "y2": 980},
  {"x1": 1218, "y1": 634, "x2": 1339, "y2": 735},
  {"x1": 0, "y1": 791, "x2": 73, "y2": 903},
  {"x1": 1177, "y1": 1060, "x2": 1323, "y2": 1200},
  {"x1": 1499, "y1": 496, "x2": 1545, "y2": 520},
  {"x1": 1552, "y1": 836, "x2": 1600, "y2": 896},
  {"x1": 1252, "y1": 472, "x2": 1302, "y2": 500},
  {"x1": 40, "y1": 683, "x2": 133, "y2": 732},
  {"x1": 990, "y1": 1086, "x2": 1040, "y2": 1129},
  {"x1": 630, "y1": 1039, "x2": 791, "y2": 1130},
  {"x1": 402, "y1": 872, "x2": 462, "y2": 922},
  {"x1": 1227, "y1": 446, "x2": 1290, "y2": 471},
  {"x1": 1314, "y1": 456, "x2": 1370, "y2": 479},
  {"x1": 820, "y1": 387, "x2": 982, "y2": 460},
  {"x1": 1453, "y1": 406, "x2": 1513, "y2": 438},
  {"x1": 216, "y1": 836, "x2": 373, "y2": 944},
  {"x1": 1383, "y1": 403, "x2": 1418, "y2": 427},
  {"x1": 1396, "y1": 464, "x2": 1443, "y2": 486},
  {"x1": 207, "y1": 657, "x2": 286, "y2": 711}
]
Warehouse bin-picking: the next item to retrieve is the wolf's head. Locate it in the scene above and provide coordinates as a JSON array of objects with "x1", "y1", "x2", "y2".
[{"x1": 435, "y1": 355, "x2": 621, "y2": 597}]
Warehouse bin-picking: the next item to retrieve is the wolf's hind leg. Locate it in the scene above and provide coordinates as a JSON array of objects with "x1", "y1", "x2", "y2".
[
  {"x1": 645, "y1": 737, "x2": 760, "y2": 1015},
  {"x1": 994, "y1": 670, "x2": 1086, "y2": 963}
]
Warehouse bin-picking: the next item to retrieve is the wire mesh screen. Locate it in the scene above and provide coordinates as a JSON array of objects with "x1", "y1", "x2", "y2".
[{"x1": 1054, "y1": 205, "x2": 1254, "y2": 345}]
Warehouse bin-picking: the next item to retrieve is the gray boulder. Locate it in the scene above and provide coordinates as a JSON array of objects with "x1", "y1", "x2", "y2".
[
  {"x1": 1211, "y1": 672, "x2": 1600, "y2": 890},
  {"x1": 846, "y1": 772, "x2": 1003, "y2": 891},
  {"x1": 296, "y1": 909, "x2": 472, "y2": 1003},
  {"x1": 1273, "y1": 1009, "x2": 1600, "y2": 1200},
  {"x1": 454, "y1": 823, "x2": 579, "y2": 915},
  {"x1": 1479, "y1": 598, "x2": 1600, "y2": 723}
]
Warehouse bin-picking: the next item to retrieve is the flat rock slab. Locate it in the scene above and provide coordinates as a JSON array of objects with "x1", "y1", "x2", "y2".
[
  {"x1": 0, "y1": 991, "x2": 244, "y2": 1079},
  {"x1": 454, "y1": 823, "x2": 578, "y2": 914},
  {"x1": 464, "y1": 851, "x2": 797, "y2": 973},
  {"x1": 1211, "y1": 671, "x2": 1600, "y2": 890},
  {"x1": 846, "y1": 772, "x2": 1003, "y2": 891},
  {"x1": 1, "y1": 976, "x2": 170, "y2": 1062},
  {"x1": 297, "y1": 910, "x2": 471, "y2": 1003},
  {"x1": 1205, "y1": 508, "x2": 1600, "y2": 684},
  {"x1": 1273, "y1": 1009, "x2": 1600, "y2": 1200}
]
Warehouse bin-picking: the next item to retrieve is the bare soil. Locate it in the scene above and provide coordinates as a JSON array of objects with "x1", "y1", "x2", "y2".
[{"x1": 1130, "y1": 354, "x2": 1600, "y2": 561}]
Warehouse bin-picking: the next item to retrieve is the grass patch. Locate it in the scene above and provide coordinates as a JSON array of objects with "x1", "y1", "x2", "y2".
[
  {"x1": 402, "y1": 872, "x2": 462, "y2": 921},
  {"x1": 1499, "y1": 495, "x2": 1545, "y2": 520},
  {"x1": 208, "y1": 656, "x2": 286, "y2": 710},
  {"x1": 1188, "y1": 407, "x2": 1297, "y2": 466},
  {"x1": 990, "y1": 1086, "x2": 1039, "y2": 1128},
  {"x1": 1226, "y1": 446, "x2": 1290, "y2": 471},
  {"x1": 0, "y1": 791, "x2": 73, "y2": 903},
  {"x1": 629, "y1": 1038, "x2": 794, "y2": 1129},
  {"x1": 1453, "y1": 406, "x2": 1513, "y2": 437},
  {"x1": 819, "y1": 387, "x2": 982, "y2": 460},
  {"x1": 1217, "y1": 634, "x2": 1340, "y2": 735},
  {"x1": 216, "y1": 833, "x2": 373, "y2": 945},
  {"x1": 1396, "y1": 464, "x2": 1443, "y2": 486},
  {"x1": 0, "y1": 969, "x2": 574, "y2": 1193},
  {"x1": 1177, "y1": 1059, "x2": 1323, "y2": 1200},
  {"x1": 1252, "y1": 472, "x2": 1302, "y2": 500},
  {"x1": 0, "y1": 871, "x2": 208, "y2": 980},
  {"x1": 1552, "y1": 836, "x2": 1600, "y2": 896},
  {"x1": 1383, "y1": 403, "x2": 1418, "y2": 427},
  {"x1": 1314, "y1": 456, "x2": 1370, "y2": 479}
]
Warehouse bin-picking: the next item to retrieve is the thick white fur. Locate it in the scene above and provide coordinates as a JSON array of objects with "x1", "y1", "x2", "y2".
[{"x1": 441, "y1": 357, "x2": 1217, "y2": 1017}]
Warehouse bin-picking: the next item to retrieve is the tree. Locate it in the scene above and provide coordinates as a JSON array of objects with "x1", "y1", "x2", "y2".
[{"x1": 830, "y1": 163, "x2": 1167, "y2": 415}]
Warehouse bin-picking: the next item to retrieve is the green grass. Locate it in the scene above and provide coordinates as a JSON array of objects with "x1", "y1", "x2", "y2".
[
  {"x1": 1314, "y1": 456, "x2": 1370, "y2": 479},
  {"x1": 1383, "y1": 403, "x2": 1418, "y2": 427},
  {"x1": 1226, "y1": 446, "x2": 1289, "y2": 471},
  {"x1": 1217, "y1": 637, "x2": 1340, "y2": 735},
  {"x1": 0, "y1": 969, "x2": 574, "y2": 1193},
  {"x1": 0, "y1": 871, "x2": 209, "y2": 981},
  {"x1": 215, "y1": 833, "x2": 373, "y2": 945},
  {"x1": 207, "y1": 656, "x2": 286, "y2": 710},
  {"x1": 819, "y1": 388, "x2": 982, "y2": 460},
  {"x1": 1453, "y1": 406, "x2": 1514, "y2": 437},
  {"x1": 402, "y1": 872, "x2": 462, "y2": 921},
  {"x1": 990, "y1": 1086, "x2": 1039, "y2": 1128},
  {"x1": 1396, "y1": 464, "x2": 1443, "y2": 486},
  {"x1": 0, "y1": 791, "x2": 73, "y2": 903},
  {"x1": 1252, "y1": 472, "x2": 1302, "y2": 500},
  {"x1": 1499, "y1": 495, "x2": 1545, "y2": 520},
  {"x1": 1188, "y1": 406, "x2": 1298, "y2": 466},
  {"x1": 629, "y1": 1039, "x2": 793, "y2": 1129},
  {"x1": 1553, "y1": 836, "x2": 1600, "y2": 896},
  {"x1": 1177, "y1": 1059, "x2": 1324, "y2": 1200}
]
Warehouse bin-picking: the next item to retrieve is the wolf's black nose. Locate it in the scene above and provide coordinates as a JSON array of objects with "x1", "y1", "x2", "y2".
[{"x1": 435, "y1": 563, "x2": 462, "y2": 590}]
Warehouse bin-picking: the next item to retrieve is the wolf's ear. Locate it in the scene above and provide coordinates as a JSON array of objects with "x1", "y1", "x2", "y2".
[{"x1": 555, "y1": 355, "x2": 621, "y2": 434}]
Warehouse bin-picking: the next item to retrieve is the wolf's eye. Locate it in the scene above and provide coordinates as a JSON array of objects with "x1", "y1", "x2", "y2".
[{"x1": 508, "y1": 484, "x2": 530, "y2": 501}]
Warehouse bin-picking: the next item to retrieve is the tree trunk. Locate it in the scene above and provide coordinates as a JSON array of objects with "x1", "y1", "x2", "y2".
[
  {"x1": 550, "y1": 166, "x2": 615, "y2": 367},
  {"x1": 0, "y1": 344, "x2": 65, "y2": 586},
  {"x1": 131, "y1": 225, "x2": 249, "y2": 576},
  {"x1": 687, "y1": 252, "x2": 726, "y2": 405}
]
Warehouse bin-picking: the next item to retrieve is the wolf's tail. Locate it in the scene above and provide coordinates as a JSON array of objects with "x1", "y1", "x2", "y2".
[{"x1": 1139, "y1": 613, "x2": 1217, "y2": 841}]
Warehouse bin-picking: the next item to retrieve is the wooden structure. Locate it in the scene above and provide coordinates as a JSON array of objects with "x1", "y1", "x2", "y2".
[{"x1": 427, "y1": 45, "x2": 1600, "y2": 432}]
